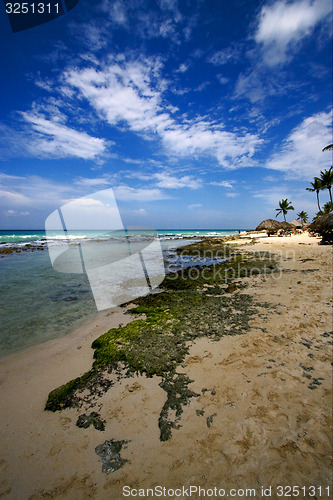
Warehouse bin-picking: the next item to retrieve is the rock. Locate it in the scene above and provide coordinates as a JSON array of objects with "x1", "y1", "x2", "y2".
[
  {"x1": 76, "y1": 412, "x2": 105, "y2": 431},
  {"x1": 95, "y1": 439, "x2": 130, "y2": 473}
]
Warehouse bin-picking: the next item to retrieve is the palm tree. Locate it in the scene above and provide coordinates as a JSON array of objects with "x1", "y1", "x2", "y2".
[
  {"x1": 275, "y1": 199, "x2": 294, "y2": 222},
  {"x1": 297, "y1": 211, "x2": 308, "y2": 223},
  {"x1": 322, "y1": 144, "x2": 333, "y2": 151},
  {"x1": 322, "y1": 201, "x2": 333, "y2": 214},
  {"x1": 319, "y1": 167, "x2": 333, "y2": 203},
  {"x1": 313, "y1": 201, "x2": 333, "y2": 220},
  {"x1": 306, "y1": 177, "x2": 322, "y2": 212}
]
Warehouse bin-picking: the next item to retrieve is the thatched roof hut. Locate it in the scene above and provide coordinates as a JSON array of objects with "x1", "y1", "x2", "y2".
[
  {"x1": 279, "y1": 221, "x2": 294, "y2": 230},
  {"x1": 289, "y1": 219, "x2": 302, "y2": 227},
  {"x1": 309, "y1": 213, "x2": 333, "y2": 243},
  {"x1": 256, "y1": 219, "x2": 281, "y2": 232},
  {"x1": 255, "y1": 219, "x2": 293, "y2": 234}
]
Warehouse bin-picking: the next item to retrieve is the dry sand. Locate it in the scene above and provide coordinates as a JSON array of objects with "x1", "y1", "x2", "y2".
[{"x1": 0, "y1": 233, "x2": 332, "y2": 499}]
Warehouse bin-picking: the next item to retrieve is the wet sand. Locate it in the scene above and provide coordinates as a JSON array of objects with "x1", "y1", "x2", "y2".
[{"x1": 0, "y1": 233, "x2": 332, "y2": 499}]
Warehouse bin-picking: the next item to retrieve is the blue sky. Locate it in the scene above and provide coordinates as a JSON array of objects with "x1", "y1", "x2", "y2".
[{"x1": 0, "y1": 0, "x2": 332, "y2": 229}]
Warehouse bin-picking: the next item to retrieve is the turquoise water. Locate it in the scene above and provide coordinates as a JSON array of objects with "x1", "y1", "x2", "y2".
[
  {"x1": 0, "y1": 229, "x2": 242, "y2": 357},
  {"x1": 0, "y1": 229, "x2": 241, "y2": 245}
]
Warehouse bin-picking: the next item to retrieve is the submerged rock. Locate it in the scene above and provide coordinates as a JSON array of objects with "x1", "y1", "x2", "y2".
[{"x1": 95, "y1": 439, "x2": 130, "y2": 473}]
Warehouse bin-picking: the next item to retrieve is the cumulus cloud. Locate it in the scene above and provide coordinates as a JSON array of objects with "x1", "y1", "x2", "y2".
[
  {"x1": 265, "y1": 110, "x2": 332, "y2": 178},
  {"x1": 161, "y1": 120, "x2": 261, "y2": 169},
  {"x1": 255, "y1": 0, "x2": 332, "y2": 66},
  {"x1": 64, "y1": 56, "x2": 262, "y2": 169}
]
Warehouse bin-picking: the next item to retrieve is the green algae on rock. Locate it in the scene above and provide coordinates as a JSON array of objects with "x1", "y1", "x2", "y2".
[
  {"x1": 45, "y1": 241, "x2": 279, "y2": 441},
  {"x1": 158, "y1": 373, "x2": 199, "y2": 441}
]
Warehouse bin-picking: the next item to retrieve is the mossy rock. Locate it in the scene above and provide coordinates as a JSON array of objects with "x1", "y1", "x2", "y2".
[{"x1": 45, "y1": 241, "x2": 278, "y2": 440}]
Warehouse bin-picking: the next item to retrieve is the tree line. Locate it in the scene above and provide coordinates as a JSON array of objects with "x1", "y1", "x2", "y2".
[{"x1": 275, "y1": 144, "x2": 332, "y2": 224}]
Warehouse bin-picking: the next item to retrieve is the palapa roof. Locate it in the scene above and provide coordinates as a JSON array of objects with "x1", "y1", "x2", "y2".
[
  {"x1": 289, "y1": 219, "x2": 303, "y2": 227},
  {"x1": 255, "y1": 219, "x2": 281, "y2": 231},
  {"x1": 309, "y1": 213, "x2": 333, "y2": 232},
  {"x1": 279, "y1": 221, "x2": 294, "y2": 230},
  {"x1": 255, "y1": 219, "x2": 293, "y2": 232}
]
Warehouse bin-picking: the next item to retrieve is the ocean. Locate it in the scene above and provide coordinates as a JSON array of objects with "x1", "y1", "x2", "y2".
[{"x1": 0, "y1": 229, "x2": 242, "y2": 357}]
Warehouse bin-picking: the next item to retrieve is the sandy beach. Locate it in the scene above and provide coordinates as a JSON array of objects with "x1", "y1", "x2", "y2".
[{"x1": 0, "y1": 233, "x2": 332, "y2": 500}]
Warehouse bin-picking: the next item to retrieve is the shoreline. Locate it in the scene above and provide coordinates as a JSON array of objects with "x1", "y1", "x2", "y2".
[
  {"x1": 0, "y1": 232, "x2": 238, "y2": 360},
  {"x1": 0, "y1": 233, "x2": 332, "y2": 499}
]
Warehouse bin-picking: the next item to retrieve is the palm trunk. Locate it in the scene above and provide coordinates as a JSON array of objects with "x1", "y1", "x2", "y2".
[
  {"x1": 283, "y1": 212, "x2": 286, "y2": 222},
  {"x1": 328, "y1": 187, "x2": 332, "y2": 204},
  {"x1": 316, "y1": 191, "x2": 321, "y2": 211}
]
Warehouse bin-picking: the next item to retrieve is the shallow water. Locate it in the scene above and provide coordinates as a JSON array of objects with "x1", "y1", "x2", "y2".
[
  {"x1": 0, "y1": 229, "x2": 239, "y2": 357},
  {"x1": 0, "y1": 250, "x2": 97, "y2": 357}
]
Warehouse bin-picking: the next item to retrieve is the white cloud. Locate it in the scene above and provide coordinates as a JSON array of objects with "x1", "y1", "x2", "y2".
[
  {"x1": 177, "y1": 63, "x2": 188, "y2": 73},
  {"x1": 225, "y1": 192, "x2": 239, "y2": 198},
  {"x1": 255, "y1": 0, "x2": 332, "y2": 66},
  {"x1": 0, "y1": 173, "x2": 26, "y2": 181},
  {"x1": 20, "y1": 112, "x2": 108, "y2": 160},
  {"x1": 263, "y1": 175, "x2": 280, "y2": 182},
  {"x1": 161, "y1": 120, "x2": 261, "y2": 169},
  {"x1": 265, "y1": 110, "x2": 332, "y2": 178},
  {"x1": 0, "y1": 189, "x2": 29, "y2": 204},
  {"x1": 70, "y1": 21, "x2": 109, "y2": 51},
  {"x1": 158, "y1": 0, "x2": 182, "y2": 22},
  {"x1": 64, "y1": 56, "x2": 262, "y2": 169},
  {"x1": 125, "y1": 208, "x2": 149, "y2": 216},
  {"x1": 0, "y1": 172, "x2": 173, "y2": 225},
  {"x1": 0, "y1": 173, "x2": 79, "y2": 211},
  {"x1": 63, "y1": 197, "x2": 106, "y2": 207},
  {"x1": 74, "y1": 176, "x2": 115, "y2": 187},
  {"x1": 188, "y1": 203, "x2": 202, "y2": 209},
  {"x1": 109, "y1": 0, "x2": 127, "y2": 25},
  {"x1": 252, "y1": 185, "x2": 320, "y2": 218},
  {"x1": 208, "y1": 44, "x2": 242, "y2": 65},
  {"x1": 3, "y1": 209, "x2": 29, "y2": 216},
  {"x1": 154, "y1": 172, "x2": 202, "y2": 189},
  {"x1": 217, "y1": 75, "x2": 229, "y2": 85},
  {"x1": 65, "y1": 57, "x2": 169, "y2": 134},
  {"x1": 234, "y1": 70, "x2": 267, "y2": 103},
  {"x1": 114, "y1": 185, "x2": 170, "y2": 201},
  {"x1": 210, "y1": 180, "x2": 233, "y2": 188}
]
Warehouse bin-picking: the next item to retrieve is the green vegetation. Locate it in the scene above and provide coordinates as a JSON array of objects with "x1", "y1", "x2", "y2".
[
  {"x1": 306, "y1": 147, "x2": 333, "y2": 218},
  {"x1": 319, "y1": 167, "x2": 333, "y2": 204},
  {"x1": 297, "y1": 211, "x2": 309, "y2": 224},
  {"x1": 45, "y1": 241, "x2": 278, "y2": 440},
  {"x1": 306, "y1": 177, "x2": 323, "y2": 212},
  {"x1": 313, "y1": 201, "x2": 333, "y2": 220},
  {"x1": 275, "y1": 198, "x2": 294, "y2": 222}
]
